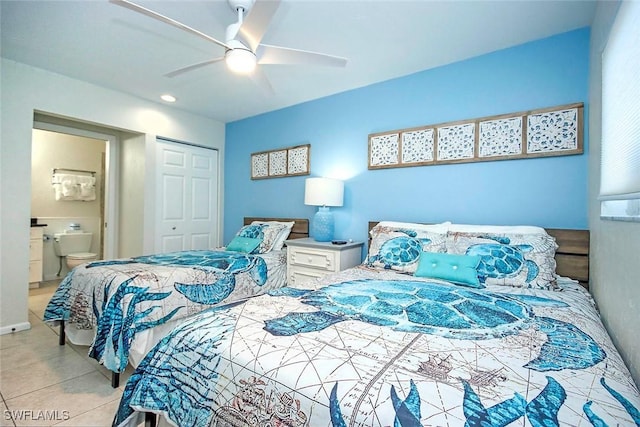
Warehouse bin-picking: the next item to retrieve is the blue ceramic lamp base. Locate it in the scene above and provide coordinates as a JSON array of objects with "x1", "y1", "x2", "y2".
[{"x1": 312, "y1": 206, "x2": 334, "y2": 242}]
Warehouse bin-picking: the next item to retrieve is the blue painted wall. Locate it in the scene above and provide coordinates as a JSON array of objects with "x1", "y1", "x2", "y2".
[{"x1": 224, "y1": 28, "x2": 590, "y2": 245}]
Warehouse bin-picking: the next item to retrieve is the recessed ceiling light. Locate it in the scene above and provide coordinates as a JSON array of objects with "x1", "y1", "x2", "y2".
[{"x1": 161, "y1": 94, "x2": 176, "y2": 103}]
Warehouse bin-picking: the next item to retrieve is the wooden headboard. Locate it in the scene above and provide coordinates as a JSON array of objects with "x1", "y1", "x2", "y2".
[
  {"x1": 367, "y1": 222, "x2": 590, "y2": 289},
  {"x1": 244, "y1": 217, "x2": 309, "y2": 240},
  {"x1": 545, "y1": 228, "x2": 589, "y2": 288}
]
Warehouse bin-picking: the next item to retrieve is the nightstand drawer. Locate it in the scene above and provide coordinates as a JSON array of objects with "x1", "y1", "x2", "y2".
[
  {"x1": 289, "y1": 269, "x2": 327, "y2": 286},
  {"x1": 288, "y1": 246, "x2": 336, "y2": 271},
  {"x1": 284, "y1": 238, "x2": 364, "y2": 287}
]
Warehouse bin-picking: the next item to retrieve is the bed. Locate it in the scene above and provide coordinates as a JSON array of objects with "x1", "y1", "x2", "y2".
[
  {"x1": 43, "y1": 217, "x2": 308, "y2": 387},
  {"x1": 113, "y1": 221, "x2": 640, "y2": 427}
]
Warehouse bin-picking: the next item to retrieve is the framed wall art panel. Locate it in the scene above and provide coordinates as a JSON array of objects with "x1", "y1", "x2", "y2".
[
  {"x1": 368, "y1": 132, "x2": 400, "y2": 168},
  {"x1": 367, "y1": 102, "x2": 583, "y2": 170},
  {"x1": 268, "y1": 150, "x2": 287, "y2": 176},
  {"x1": 251, "y1": 152, "x2": 269, "y2": 179},
  {"x1": 401, "y1": 127, "x2": 435, "y2": 165},
  {"x1": 287, "y1": 144, "x2": 310, "y2": 176},
  {"x1": 478, "y1": 116, "x2": 524, "y2": 159},
  {"x1": 526, "y1": 106, "x2": 582, "y2": 156},
  {"x1": 251, "y1": 144, "x2": 311, "y2": 179},
  {"x1": 436, "y1": 122, "x2": 475, "y2": 162}
]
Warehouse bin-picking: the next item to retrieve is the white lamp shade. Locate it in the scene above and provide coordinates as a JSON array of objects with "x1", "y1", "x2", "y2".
[{"x1": 304, "y1": 177, "x2": 344, "y2": 207}]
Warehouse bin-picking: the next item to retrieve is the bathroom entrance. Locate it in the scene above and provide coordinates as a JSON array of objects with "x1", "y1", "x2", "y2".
[{"x1": 30, "y1": 120, "x2": 117, "y2": 284}]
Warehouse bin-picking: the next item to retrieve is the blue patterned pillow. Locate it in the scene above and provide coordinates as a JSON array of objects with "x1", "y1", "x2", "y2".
[
  {"x1": 237, "y1": 223, "x2": 287, "y2": 253},
  {"x1": 445, "y1": 231, "x2": 558, "y2": 290},
  {"x1": 366, "y1": 222, "x2": 448, "y2": 273},
  {"x1": 250, "y1": 221, "x2": 294, "y2": 251}
]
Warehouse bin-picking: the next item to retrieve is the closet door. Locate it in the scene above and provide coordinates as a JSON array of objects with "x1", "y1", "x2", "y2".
[{"x1": 155, "y1": 139, "x2": 218, "y2": 253}]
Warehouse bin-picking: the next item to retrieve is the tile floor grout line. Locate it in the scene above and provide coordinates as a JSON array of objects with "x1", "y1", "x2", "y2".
[{"x1": 0, "y1": 281, "x2": 129, "y2": 426}]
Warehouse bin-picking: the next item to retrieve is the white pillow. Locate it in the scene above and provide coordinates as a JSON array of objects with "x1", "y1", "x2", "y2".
[
  {"x1": 371, "y1": 221, "x2": 451, "y2": 235},
  {"x1": 448, "y1": 223, "x2": 547, "y2": 235}
]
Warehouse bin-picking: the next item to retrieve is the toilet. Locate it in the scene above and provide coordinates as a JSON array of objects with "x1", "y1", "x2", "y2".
[{"x1": 53, "y1": 229, "x2": 98, "y2": 270}]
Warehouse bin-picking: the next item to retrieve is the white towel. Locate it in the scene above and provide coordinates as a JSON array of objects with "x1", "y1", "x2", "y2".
[
  {"x1": 78, "y1": 176, "x2": 96, "y2": 201},
  {"x1": 52, "y1": 173, "x2": 95, "y2": 201},
  {"x1": 61, "y1": 179, "x2": 77, "y2": 197},
  {"x1": 52, "y1": 174, "x2": 78, "y2": 200}
]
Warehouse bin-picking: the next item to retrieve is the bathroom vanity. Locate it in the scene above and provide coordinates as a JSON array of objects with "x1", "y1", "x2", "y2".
[{"x1": 29, "y1": 225, "x2": 45, "y2": 288}]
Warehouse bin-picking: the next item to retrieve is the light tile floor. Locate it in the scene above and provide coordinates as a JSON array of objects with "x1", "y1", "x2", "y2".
[{"x1": 0, "y1": 281, "x2": 136, "y2": 426}]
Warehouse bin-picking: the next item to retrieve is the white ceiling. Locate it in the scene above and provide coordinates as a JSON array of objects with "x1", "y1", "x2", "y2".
[{"x1": 1, "y1": 0, "x2": 597, "y2": 123}]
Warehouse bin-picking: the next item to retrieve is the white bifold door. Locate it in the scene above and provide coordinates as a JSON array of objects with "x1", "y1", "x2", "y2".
[{"x1": 155, "y1": 139, "x2": 219, "y2": 253}]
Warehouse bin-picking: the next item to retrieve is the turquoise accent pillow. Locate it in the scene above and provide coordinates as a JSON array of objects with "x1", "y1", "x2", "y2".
[
  {"x1": 226, "y1": 236, "x2": 262, "y2": 253},
  {"x1": 415, "y1": 252, "x2": 482, "y2": 288}
]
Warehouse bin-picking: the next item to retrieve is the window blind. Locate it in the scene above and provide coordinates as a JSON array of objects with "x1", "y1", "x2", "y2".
[{"x1": 600, "y1": 0, "x2": 640, "y2": 201}]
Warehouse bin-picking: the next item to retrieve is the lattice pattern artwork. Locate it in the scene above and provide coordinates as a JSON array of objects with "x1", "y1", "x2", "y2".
[
  {"x1": 527, "y1": 108, "x2": 579, "y2": 153},
  {"x1": 268, "y1": 151, "x2": 287, "y2": 176},
  {"x1": 251, "y1": 153, "x2": 269, "y2": 178},
  {"x1": 402, "y1": 128, "x2": 434, "y2": 164},
  {"x1": 251, "y1": 144, "x2": 310, "y2": 179},
  {"x1": 287, "y1": 145, "x2": 309, "y2": 175},
  {"x1": 369, "y1": 133, "x2": 399, "y2": 167},
  {"x1": 367, "y1": 103, "x2": 583, "y2": 170},
  {"x1": 437, "y1": 123, "x2": 475, "y2": 161},
  {"x1": 479, "y1": 117, "x2": 523, "y2": 158}
]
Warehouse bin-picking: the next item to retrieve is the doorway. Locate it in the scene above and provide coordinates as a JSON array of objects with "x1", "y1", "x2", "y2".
[{"x1": 31, "y1": 121, "x2": 118, "y2": 282}]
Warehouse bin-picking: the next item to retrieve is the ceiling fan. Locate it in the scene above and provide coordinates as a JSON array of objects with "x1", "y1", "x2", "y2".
[{"x1": 109, "y1": 0, "x2": 348, "y2": 93}]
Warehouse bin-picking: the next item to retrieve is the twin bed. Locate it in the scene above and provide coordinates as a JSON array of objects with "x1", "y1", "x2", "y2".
[
  {"x1": 45, "y1": 219, "x2": 640, "y2": 426},
  {"x1": 44, "y1": 217, "x2": 309, "y2": 387}
]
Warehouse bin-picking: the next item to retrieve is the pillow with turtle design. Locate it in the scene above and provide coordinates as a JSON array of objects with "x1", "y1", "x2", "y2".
[
  {"x1": 236, "y1": 222, "x2": 288, "y2": 254},
  {"x1": 445, "y1": 231, "x2": 558, "y2": 290},
  {"x1": 250, "y1": 220, "x2": 294, "y2": 251},
  {"x1": 366, "y1": 222, "x2": 449, "y2": 274}
]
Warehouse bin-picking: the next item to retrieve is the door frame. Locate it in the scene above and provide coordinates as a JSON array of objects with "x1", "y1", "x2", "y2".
[{"x1": 32, "y1": 121, "x2": 119, "y2": 260}]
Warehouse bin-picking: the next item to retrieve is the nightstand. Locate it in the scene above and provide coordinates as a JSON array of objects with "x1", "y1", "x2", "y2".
[{"x1": 284, "y1": 238, "x2": 364, "y2": 286}]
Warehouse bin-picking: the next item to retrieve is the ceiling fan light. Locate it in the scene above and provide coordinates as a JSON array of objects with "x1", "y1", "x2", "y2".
[{"x1": 225, "y1": 48, "x2": 257, "y2": 74}]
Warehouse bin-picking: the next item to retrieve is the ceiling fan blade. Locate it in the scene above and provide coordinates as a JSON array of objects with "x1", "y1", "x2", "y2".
[
  {"x1": 248, "y1": 67, "x2": 275, "y2": 96},
  {"x1": 164, "y1": 58, "x2": 225, "y2": 78},
  {"x1": 257, "y1": 44, "x2": 347, "y2": 67},
  {"x1": 109, "y1": 0, "x2": 231, "y2": 50},
  {"x1": 239, "y1": 0, "x2": 281, "y2": 52}
]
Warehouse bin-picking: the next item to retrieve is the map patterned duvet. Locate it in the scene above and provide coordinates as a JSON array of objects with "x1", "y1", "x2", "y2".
[
  {"x1": 114, "y1": 267, "x2": 640, "y2": 427},
  {"x1": 43, "y1": 250, "x2": 287, "y2": 373}
]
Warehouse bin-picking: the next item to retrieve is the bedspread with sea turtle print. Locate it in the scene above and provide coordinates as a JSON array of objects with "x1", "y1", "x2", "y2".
[
  {"x1": 43, "y1": 249, "x2": 287, "y2": 373},
  {"x1": 113, "y1": 266, "x2": 640, "y2": 427}
]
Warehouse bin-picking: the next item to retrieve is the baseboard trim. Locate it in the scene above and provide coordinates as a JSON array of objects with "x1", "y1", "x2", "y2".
[{"x1": 0, "y1": 322, "x2": 31, "y2": 335}]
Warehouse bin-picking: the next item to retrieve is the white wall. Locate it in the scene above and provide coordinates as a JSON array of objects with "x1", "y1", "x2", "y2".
[
  {"x1": 588, "y1": 0, "x2": 640, "y2": 386},
  {"x1": 0, "y1": 58, "x2": 225, "y2": 334},
  {"x1": 118, "y1": 134, "x2": 146, "y2": 258}
]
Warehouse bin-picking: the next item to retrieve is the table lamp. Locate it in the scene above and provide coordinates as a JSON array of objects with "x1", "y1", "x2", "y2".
[{"x1": 304, "y1": 177, "x2": 344, "y2": 242}]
